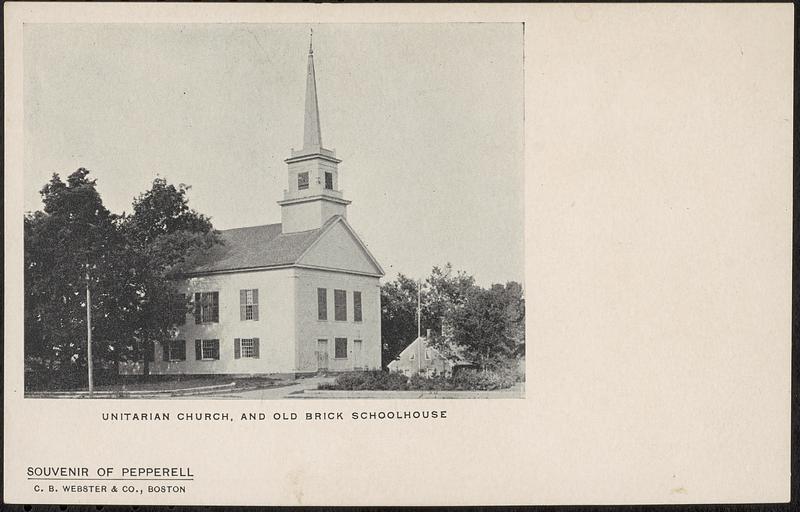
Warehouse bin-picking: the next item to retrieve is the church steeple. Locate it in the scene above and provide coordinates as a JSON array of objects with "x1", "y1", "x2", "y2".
[
  {"x1": 279, "y1": 32, "x2": 350, "y2": 234},
  {"x1": 303, "y1": 29, "x2": 322, "y2": 151}
]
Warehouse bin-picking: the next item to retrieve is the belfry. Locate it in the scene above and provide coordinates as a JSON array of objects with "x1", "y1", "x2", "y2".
[{"x1": 279, "y1": 31, "x2": 351, "y2": 234}]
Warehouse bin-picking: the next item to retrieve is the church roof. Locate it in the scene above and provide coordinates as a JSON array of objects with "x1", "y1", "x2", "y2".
[
  {"x1": 182, "y1": 221, "x2": 327, "y2": 275},
  {"x1": 181, "y1": 215, "x2": 383, "y2": 277}
]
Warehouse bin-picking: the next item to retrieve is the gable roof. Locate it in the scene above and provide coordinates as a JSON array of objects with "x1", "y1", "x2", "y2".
[
  {"x1": 296, "y1": 215, "x2": 384, "y2": 276},
  {"x1": 181, "y1": 215, "x2": 382, "y2": 277},
  {"x1": 389, "y1": 336, "x2": 472, "y2": 368}
]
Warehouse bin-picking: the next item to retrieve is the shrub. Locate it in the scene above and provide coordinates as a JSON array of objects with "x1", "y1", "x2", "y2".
[
  {"x1": 319, "y1": 370, "x2": 409, "y2": 391},
  {"x1": 408, "y1": 373, "x2": 453, "y2": 391},
  {"x1": 450, "y1": 367, "x2": 517, "y2": 391},
  {"x1": 318, "y1": 366, "x2": 520, "y2": 392}
]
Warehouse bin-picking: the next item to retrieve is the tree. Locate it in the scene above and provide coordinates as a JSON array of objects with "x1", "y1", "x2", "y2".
[
  {"x1": 24, "y1": 171, "x2": 221, "y2": 389},
  {"x1": 379, "y1": 263, "x2": 525, "y2": 371},
  {"x1": 441, "y1": 282, "x2": 525, "y2": 370},
  {"x1": 380, "y1": 274, "x2": 421, "y2": 366},
  {"x1": 423, "y1": 263, "x2": 476, "y2": 333},
  {"x1": 24, "y1": 169, "x2": 128, "y2": 385},
  {"x1": 120, "y1": 178, "x2": 221, "y2": 376}
]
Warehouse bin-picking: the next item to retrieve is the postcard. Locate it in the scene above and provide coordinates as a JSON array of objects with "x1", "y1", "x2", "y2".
[{"x1": 4, "y1": 2, "x2": 792, "y2": 506}]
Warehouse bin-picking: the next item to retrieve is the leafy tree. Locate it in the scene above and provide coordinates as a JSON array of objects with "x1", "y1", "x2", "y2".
[
  {"x1": 120, "y1": 178, "x2": 221, "y2": 376},
  {"x1": 380, "y1": 274, "x2": 422, "y2": 366},
  {"x1": 380, "y1": 263, "x2": 525, "y2": 371},
  {"x1": 422, "y1": 263, "x2": 476, "y2": 334},
  {"x1": 24, "y1": 169, "x2": 128, "y2": 383},
  {"x1": 24, "y1": 171, "x2": 220, "y2": 388},
  {"x1": 441, "y1": 282, "x2": 525, "y2": 370}
]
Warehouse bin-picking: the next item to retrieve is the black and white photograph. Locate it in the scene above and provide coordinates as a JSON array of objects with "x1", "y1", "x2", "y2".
[
  {"x1": 22, "y1": 23, "x2": 525, "y2": 399},
  {"x1": 5, "y1": 3, "x2": 792, "y2": 508}
]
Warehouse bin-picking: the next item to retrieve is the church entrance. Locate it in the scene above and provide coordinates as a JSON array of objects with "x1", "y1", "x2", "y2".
[
  {"x1": 316, "y1": 339, "x2": 329, "y2": 372},
  {"x1": 352, "y1": 340, "x2": 363, "y2": 369}
]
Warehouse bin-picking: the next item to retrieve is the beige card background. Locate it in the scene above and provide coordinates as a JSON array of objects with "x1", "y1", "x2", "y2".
[{"x1": 4, "y1": 3, "x2": 793, "y2": 506}]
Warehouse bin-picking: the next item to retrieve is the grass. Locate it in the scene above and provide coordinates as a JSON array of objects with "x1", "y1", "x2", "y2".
[{"x1": 51, "y1": 375, "x2": 287, "y2": 393}]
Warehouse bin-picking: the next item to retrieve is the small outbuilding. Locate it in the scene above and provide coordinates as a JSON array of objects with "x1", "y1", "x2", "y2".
[{"x1": 388, "y1": 330, "x2": 471, "y2": 378}]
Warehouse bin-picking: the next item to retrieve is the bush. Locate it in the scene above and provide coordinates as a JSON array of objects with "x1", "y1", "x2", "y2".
[
  {"x1": 318, "y1": 365, "x2": 520, "y2": 392},
  {"x1": 408, "y1": 373, "x2": 454, "y2": 391},
  {"x1": 319, "y1": 370, "x2": 409, "y2": 391},
  {"x1": 450, "y1": 367, "x2": 517, "y2": 391}
]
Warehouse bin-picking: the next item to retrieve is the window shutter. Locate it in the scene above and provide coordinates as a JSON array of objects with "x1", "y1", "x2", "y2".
[
  {"x1": 252, "y1": 289, "x2": 259, "y2": 321},
  {"x1": 162, "y1": 342, "x2": 169, "y2": 362},
  {"x1": 211, "y1": 292, "x2": 219, "y2": 323},
  {"x1": 212, "y1": 340, "x2": 220, "y2": 360},
  {"x1": 234, "y1": 338, "x2": 241, "y2": 359},
  {"x1": 194, "y1": 293, "x2": 201, "y2": 324},
  {"x1": 354, "y1": 291, "x2": 362, "y2": 322},
  {"x1": 240, "y1": 290, "x2": 246, "y2": 321},
  {"x1": 253, "y1": 338, "x2": 260, "y2": 359},
  {"x1": 195, "y1": 340, "x2": 202, "y2": 360},
  {"x1": 317, "y1": 288, "x2": 327, "y2": 320}
]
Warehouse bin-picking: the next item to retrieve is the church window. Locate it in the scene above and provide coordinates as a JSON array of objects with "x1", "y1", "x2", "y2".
[
  {"x1": 334, "y1": 337, "x2": 348, "y2": 359},
  {"x1": 425, "y1": 348, "x2": 433, "y2": 360},
  {"x1": 353, "y1": 291, "x2": 362, "y2": 322},
  {"x1": 235, "y1": 338, "x2": 260, "y2": 359},
  {"x1": 317, "y1": 288, "x2": 327, "y2": 320},
  {"x1": 325, "y1": 172, "x2": 333, "y2": 190},
  {"x1": 174, "y1": 293, "x2": 187, "y2": 325},
  {"x1": 298, "y1": 172, "x2": 309, "y2": 190},
  {"x1": 194, "y1": 292, "x2": 219, "y2": 324},
  {"x1": 240, "y1": 289, "x2": 259, "y2": 321},
  {"x1": 334, "y1": 289, "x2": 347, "y2": 321},
  {"x1": 163, "y1": 340, "x2": 186, "y2": 362},
  {"x1": 195, "y1": 339, "x2": 220, "y2": 360}
]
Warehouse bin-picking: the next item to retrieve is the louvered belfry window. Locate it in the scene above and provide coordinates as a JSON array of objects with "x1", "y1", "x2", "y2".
[
  {"x1": 298, "y1": 172, "x2": 309, "y2": 190},
  {"x1": 240, "y1": 289, "x2": 259, "y2": 321}
]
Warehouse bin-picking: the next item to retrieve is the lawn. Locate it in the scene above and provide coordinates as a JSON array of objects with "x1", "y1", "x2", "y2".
[
  {"x1": 94, "y1": 376, "x2": 284, "y2": 393},
  {"x1": 25, "y1": 375, "x2": 290, "y2": 395}
]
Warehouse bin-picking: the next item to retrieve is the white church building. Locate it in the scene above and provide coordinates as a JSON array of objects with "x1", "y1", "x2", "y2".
[{"x1": 143, "y1": 38, "x2": 384, "y2": 376}]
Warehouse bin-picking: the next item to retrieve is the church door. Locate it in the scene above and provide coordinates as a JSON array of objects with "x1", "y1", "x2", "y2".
[
  {"x1": 352, "y1": 340, "x2": 363, "y2": 369},
  {"x1": 316, "y1": 339, "x2": 329, "y2": 371}
]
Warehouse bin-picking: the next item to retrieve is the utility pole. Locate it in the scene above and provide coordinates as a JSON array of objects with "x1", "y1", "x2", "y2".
[
  {"x1": 417, "y1": 279, "x2": 421, "y2": 339},
  {"x1": 417, "y1": 279, "x2": 422, "y2": 374},
  {"x1": 86, "y1": 270, "x2": 94, "y2": 397}
]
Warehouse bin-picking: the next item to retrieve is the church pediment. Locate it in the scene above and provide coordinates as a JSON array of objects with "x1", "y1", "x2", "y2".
[{"x1": 296, "y1": 216, "x2": 384, "y2": 276}]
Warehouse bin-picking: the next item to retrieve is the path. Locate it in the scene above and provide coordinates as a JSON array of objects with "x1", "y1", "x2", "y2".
[{"x1": 206, "y1": 376, "x2": 334, "y2": 399}]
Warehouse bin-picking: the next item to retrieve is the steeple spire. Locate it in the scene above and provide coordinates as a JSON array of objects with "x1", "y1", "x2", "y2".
[
  {"x1": 280, "y1": 32, "x2": 348, "y2": 234},
  {"x1": 303, "y1": 29, "x2": 322, "y2": 151}
]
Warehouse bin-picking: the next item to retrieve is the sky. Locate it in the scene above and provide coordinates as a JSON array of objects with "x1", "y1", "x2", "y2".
[{"x1": 24, "y1": 23, "x2": 524, "y2": 286}]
